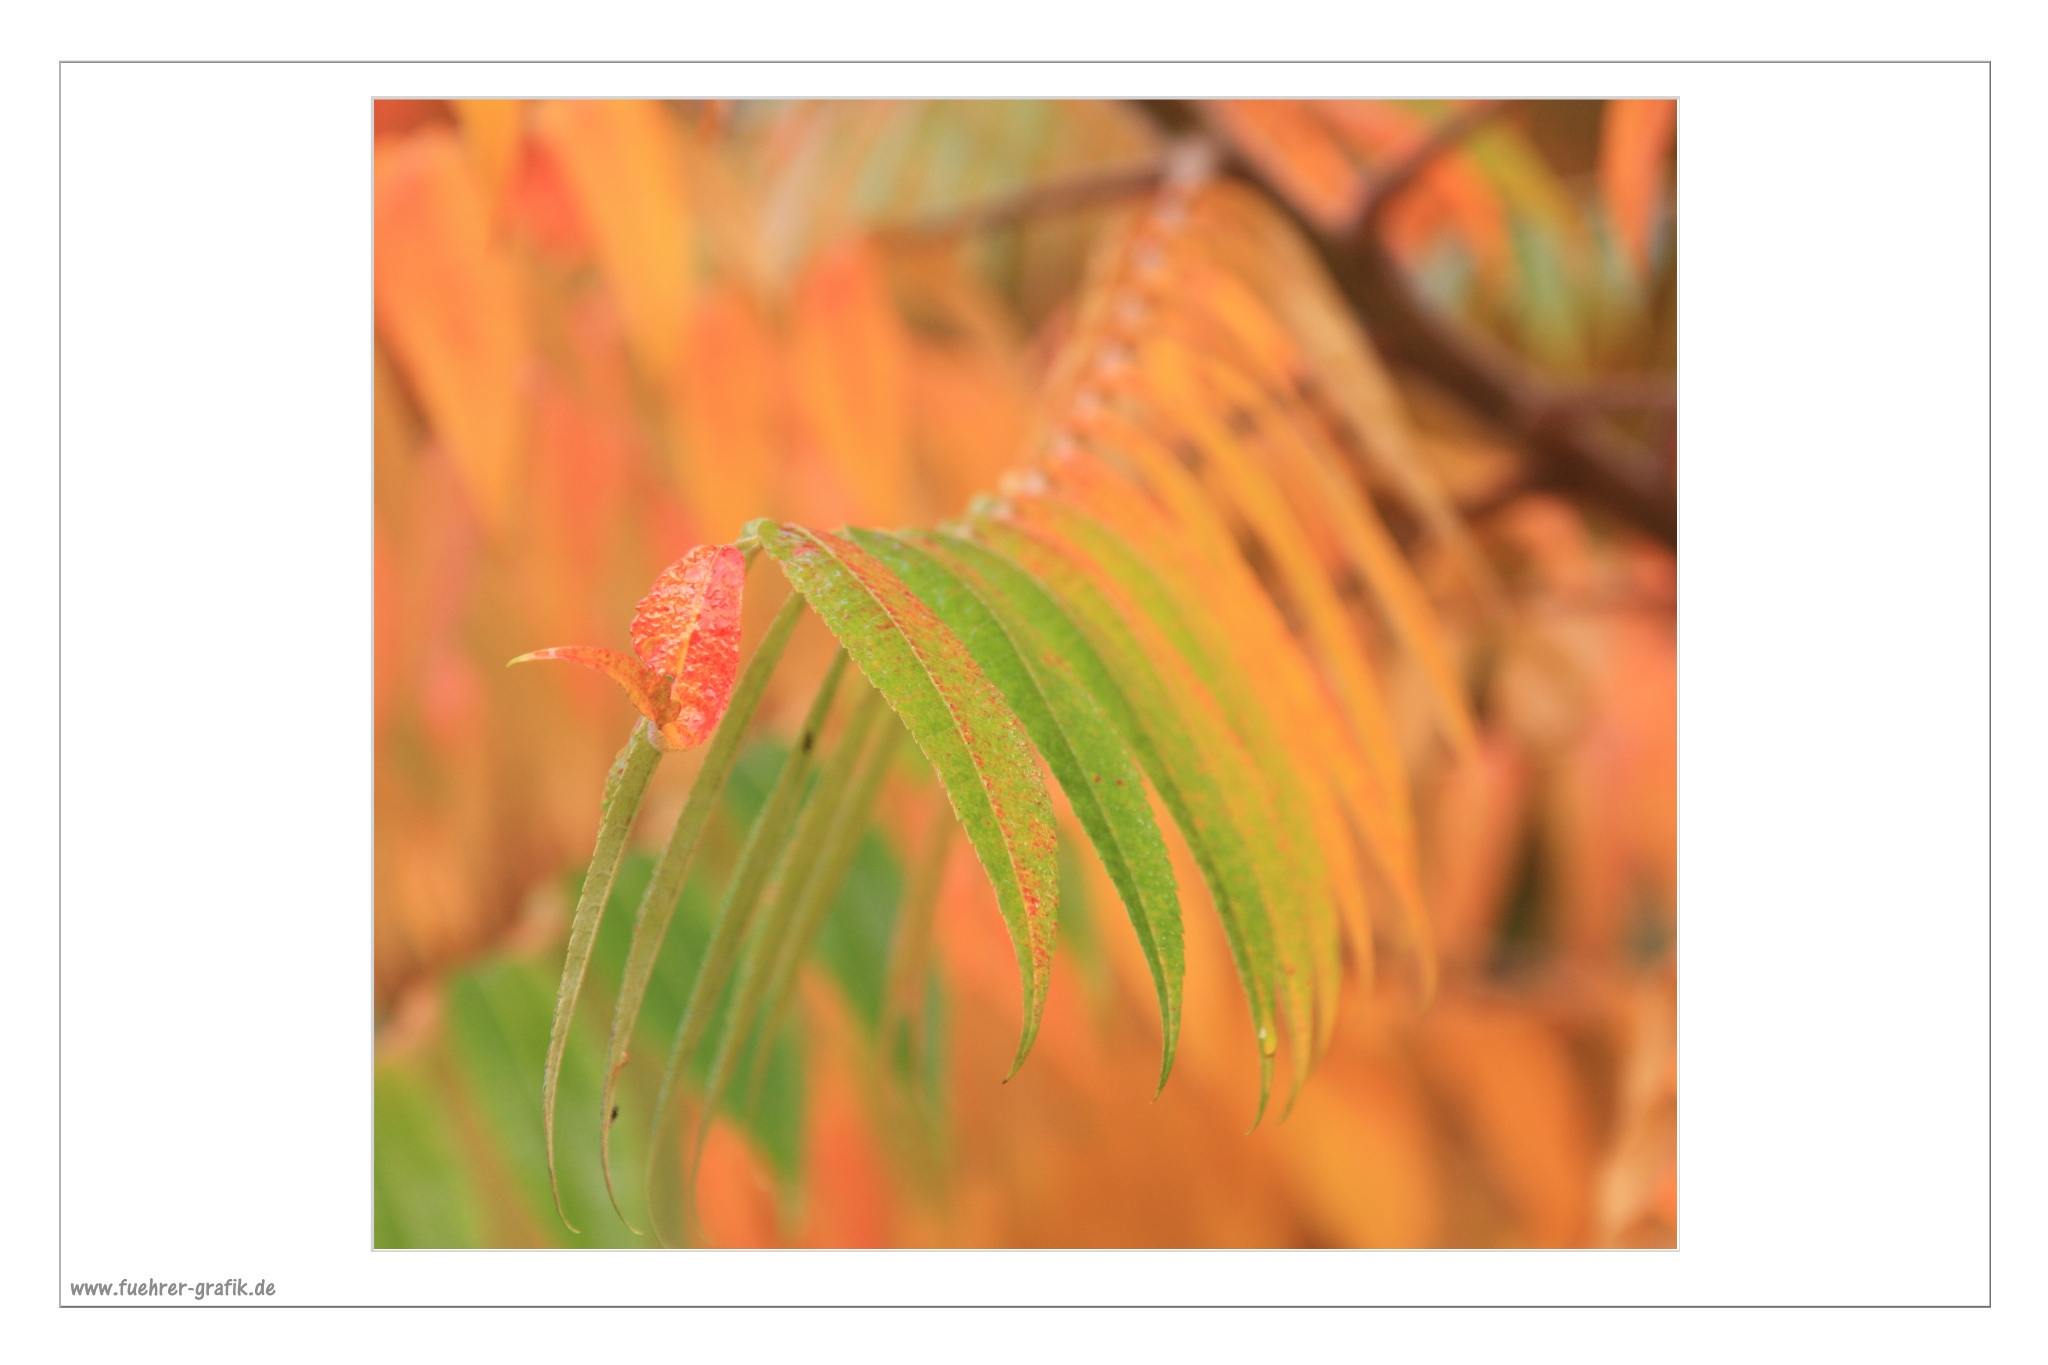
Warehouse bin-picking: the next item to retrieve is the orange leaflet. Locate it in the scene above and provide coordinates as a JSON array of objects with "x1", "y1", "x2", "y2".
[
  {"x1": 533, "y1": 100, "x2": 697, "y2": 379},
  {"x1": 1035, "y1": 445, "x2": 1361, "y2": 1049},
  {"x1": 692, "y1": 1120, "x2": 783, "y2": 1248},
  {"x1": 505, "y1": 131, "x2": 594, "y2": 262},
  {"x1": 788, "y1": 237, "x2": 914, "y2": 523},
  {"x1": 1600, "y1": 99, "x2": 1677, "y2": 279},
  {"x1": 451, "y1": 100, "x2": 525, "y2": 224},
  {"x1": 1206, "y1": 101, "x2": 1360, "y2": 231},
  {"x1": 373, "y1": 129, "x2": 526, "y2": 535},
  {"x1": 512, "y1": 544, "x2": 747, "y2": 750},
  {"x1": 669, "y1": 285, "x2": 778, "y2": 543},
  {"x1": 1420, "y1": 1003, "x2": 1596, "y2": 1247}
]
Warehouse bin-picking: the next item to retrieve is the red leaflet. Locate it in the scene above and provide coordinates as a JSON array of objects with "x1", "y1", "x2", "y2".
[
  {"x1": 631, "y1": 543, "x2": 747, "y2": 747},
  {"x1": 512, "y1": 543, "x2": 747, "y2": 750}
]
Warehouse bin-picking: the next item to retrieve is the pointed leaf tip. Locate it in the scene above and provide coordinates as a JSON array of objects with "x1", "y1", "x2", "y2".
[{"x1": 507, "y1": 645, "x2": 669, "y2": 732}]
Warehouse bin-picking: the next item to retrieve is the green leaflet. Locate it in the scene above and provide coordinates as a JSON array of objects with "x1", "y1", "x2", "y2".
[
  {"x1": 968, "y1": 514, "x2": 1301, "y2": 1108},
  {"x1": 597, "y1": 590, "x2": 806, "y2": 1232},
  {"x1": 1013, "y1": 495, "x2": 1337, "y2": 1107},
  {"x1": 741, "y1": 689, "x2": 900, "y2": 1105},
  {"x1": 929, "y1": 526, "x2": 1280, "y2": 1125},
  {"x1": 751, "y1": 519, "x2": 1059, "y2": 1077},
  {"x1": 853, "y1": 528, "x2": 1185, "y2": 1092},
  {"x1": 691, "y1": 685, "x2": 896, "y2": 1200},
  {"x1": 642, "y1": 648, "x2": 849, "y2": 1244},
  {"x1": 1040, "y1": 435, "x2": 1387, "y2": 1018},
  {"x1": 541, "y1": 719, "x2": 662, "y2": 1233}
]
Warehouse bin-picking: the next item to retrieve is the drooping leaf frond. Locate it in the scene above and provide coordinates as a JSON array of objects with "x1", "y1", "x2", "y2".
[
  {"x1": 536, "y1": 170, "x2": 1495, "y2": 1234},
  {"x1": 968, "y1": 511, "x2": 1293, "y2": 1118},
  {"x1": 852, "y1": 527, "x2": 1185, "y2": 1092},
  {"x1": 751, "y1": 519, "x2": 1062, "y2": 1077}
]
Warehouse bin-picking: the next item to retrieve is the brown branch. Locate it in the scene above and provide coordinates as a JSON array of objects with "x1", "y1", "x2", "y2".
[
  {"x1": 1138, "y1": 99, "x2": 1679, "y2": 552},
  {"x1": 1543, "y1": 374, "x2": 1679, "y2": 418}
]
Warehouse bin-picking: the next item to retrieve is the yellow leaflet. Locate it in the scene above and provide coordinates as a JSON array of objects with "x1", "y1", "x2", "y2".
[
  {"x1": 671, "y1": 286, "x2": 777, "y2": 542},
  {"x1": 1188, "y1": 184, "x2": 1505, "y2": 614},
  {"x1": 372, "y1": 131, "x2": 526, "y2": 535},
  {"x1": 1066, "y1": 406, "x2": 1395, "y2": 989},
  {"x1": 788, "y1": 239, "x2": 916, "y2": 524},
  {"x1": 1148, "y1": 294, "x2": 1481, "y2": 758},
  {"x1": 1129, "y1": 335, "x2": 1438, "y2": 998},
  {"x1": 1015, "y1": 477, "x2": 1343, "y2": 1072},
  {"x1": 534, "y1": 100, "x2": 698, "y2": 382}
]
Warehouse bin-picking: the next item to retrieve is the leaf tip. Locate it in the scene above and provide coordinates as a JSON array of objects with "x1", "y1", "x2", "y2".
[
  {"x1": 1246, "y1": 1052, "x2": 1275, "y2": 1133},
  {"x1": 1153, "y1": 1039, "x2": 1178, "y2": 1099},
  {"x1": 546, "y1": 1163, "x2": 583, "y2": 1236}
]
